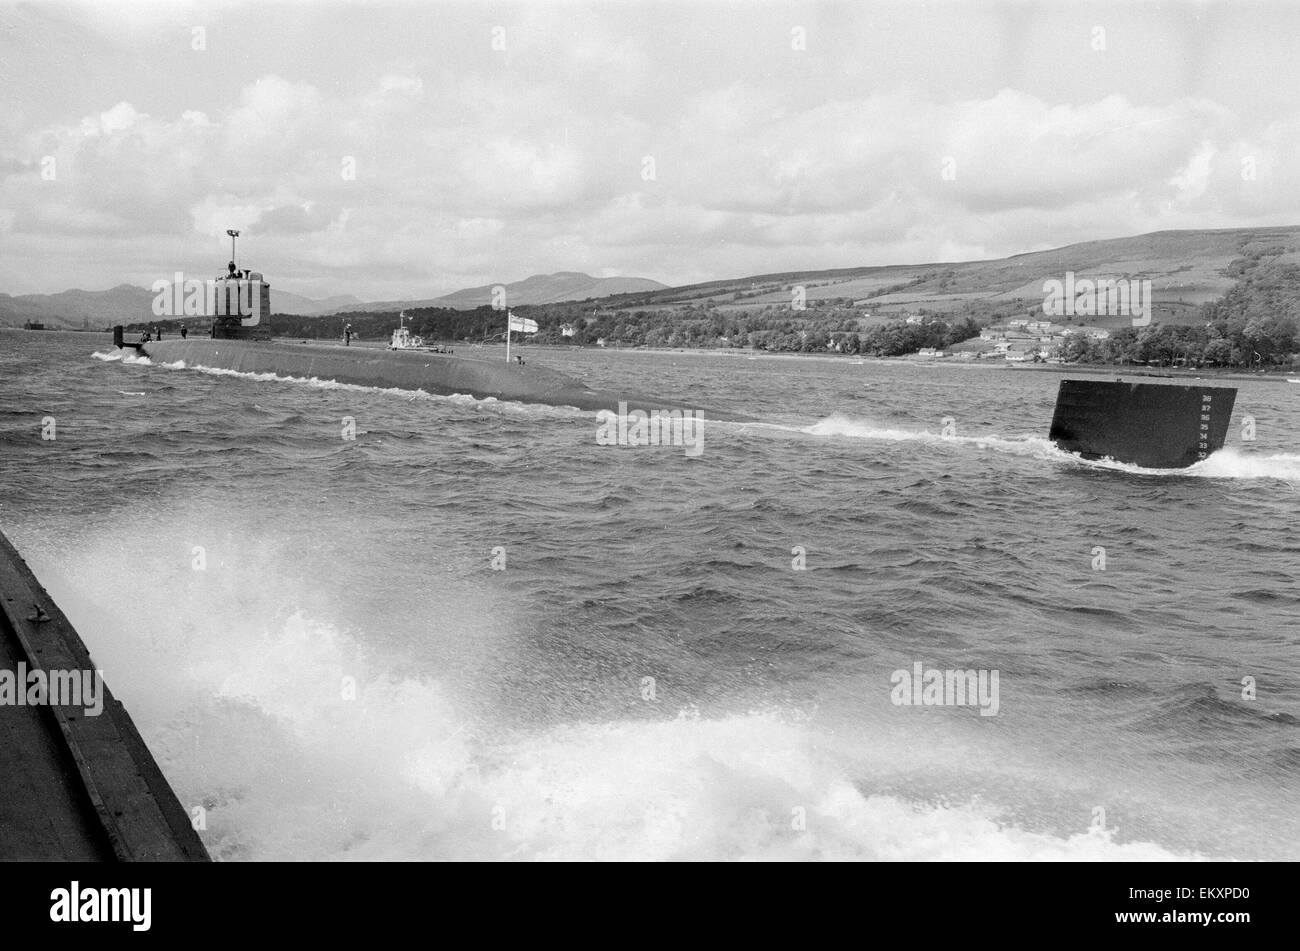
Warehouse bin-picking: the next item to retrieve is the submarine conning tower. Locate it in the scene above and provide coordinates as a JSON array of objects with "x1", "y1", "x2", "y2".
[{"x1": 208, "y1": 243, "x2": 273, "y2": 340}]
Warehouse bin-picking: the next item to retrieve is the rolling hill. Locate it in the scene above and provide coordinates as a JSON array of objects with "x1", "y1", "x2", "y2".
[
  {"x1": 5, "y1": 228, "x2": 1298, "y2": 330},
  {"x1": 602, "y1": 226, "x2": 1300, "y2": 329},
  {"x1": 344, "y1": 272, "x2": 669, "y2": 313}
]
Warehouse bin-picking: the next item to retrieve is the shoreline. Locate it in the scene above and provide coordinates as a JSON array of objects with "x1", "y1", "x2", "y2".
[
  {"x1": 511, "y1": 341, "x2": 1300, "y2": 381},
  {"x1": 12, "y1": 327, "x2": 1298, "y2": 382}
]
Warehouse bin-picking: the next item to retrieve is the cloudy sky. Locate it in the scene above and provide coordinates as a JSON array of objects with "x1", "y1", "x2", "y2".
[{"x1": 3, "y1": 0, "x2": 1300, "y2": 299}]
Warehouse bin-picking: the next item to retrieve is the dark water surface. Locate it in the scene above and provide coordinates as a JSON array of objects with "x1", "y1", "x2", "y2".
[{"x1": 3, "y1": 328, "x2": 1299, "y2": 860}]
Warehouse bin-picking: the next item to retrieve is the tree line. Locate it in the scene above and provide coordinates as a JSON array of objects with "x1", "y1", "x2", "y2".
[
  {"x1": 1057, "y1": 248, "x2": 1300, "y2": 368},
  {"x1": 255, "y1": 303, "x2": 983, "y2": 355},
  {"x1": 121, "y1": 244, "x2": 1298, "y2": 367}
]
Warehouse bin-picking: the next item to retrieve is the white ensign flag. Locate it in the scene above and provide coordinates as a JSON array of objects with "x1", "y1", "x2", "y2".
[{"x1": 508, "y1": 311, "x2": 538, "y2": 333}]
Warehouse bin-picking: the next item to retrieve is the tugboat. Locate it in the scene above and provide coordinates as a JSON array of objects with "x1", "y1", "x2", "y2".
[
  {"x1": 388, "y1": 312, "x2": 424, "y2": 350},
  {"x1": 388, "y1": 312, "x2": 452, "y2": 354}
]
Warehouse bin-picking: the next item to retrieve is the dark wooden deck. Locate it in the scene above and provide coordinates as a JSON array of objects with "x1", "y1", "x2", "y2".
[{"x1": 0, "y1": 528, "x2": 209, "y2": 861}]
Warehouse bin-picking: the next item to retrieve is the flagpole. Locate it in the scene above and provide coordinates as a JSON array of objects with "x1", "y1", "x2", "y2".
[{"x1": 505, "y1": 309, "x2": 512, "y2": 363}]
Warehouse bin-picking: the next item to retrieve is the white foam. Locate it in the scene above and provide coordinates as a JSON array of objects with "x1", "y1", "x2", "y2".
[
  {"x1": 137, "y1": 358, "x2": 586, "y2": 419},
  {"x1": 427, "y1": 712, "x2": 1203, "y2": 862},
  {"x1": 92, "y1": 349, "x2": 152, "y2": 366},
  {"x1": 65, "y1": 611, "x2": 1185, "y2": 862},
  {"x1": 803, "y1": 414, "x2": 1063, "y2": 461},
  {"x1": 145, "y1": 613, "x2": 1213, "y2": 861},
  {"x1": 803, "y1": 414, "x2": 1300, "y2": 481},
  {"x1": 1189, "y1": 447, "x2": 1300, "y2": 481},
  {"x1": 25, "y1": 509, "x2": 1212, "y2": 863}
]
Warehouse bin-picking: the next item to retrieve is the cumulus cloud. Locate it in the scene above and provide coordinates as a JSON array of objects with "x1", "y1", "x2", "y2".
[
  {"x1": 80, "y1": 101, "x2": 146, "y2": 136},
  {"x1": 4, "y1": 3, "x2": 1300, "y2": 297},
  {"x1": 254, "y1": 203, "x2": 341, "y2": 234},
  {"x1": 378, "y1": 74, "x2": 423, "y2": 96}
]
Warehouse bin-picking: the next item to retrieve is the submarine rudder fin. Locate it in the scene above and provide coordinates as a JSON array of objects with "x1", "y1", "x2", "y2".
[{"x1": 1049, "y1": 378, "x2": 1237, "y2": 469}]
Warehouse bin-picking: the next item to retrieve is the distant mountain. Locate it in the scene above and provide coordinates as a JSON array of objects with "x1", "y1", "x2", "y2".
[
  {"x1": 273, "y1": 290, "x2": 364, "y2": 315},
  {"x1": 0, "y1": 284, "x2": 362, "y2": 328},
  {"x1": 0, "y1": 272, "x2": 662, "y2": 327},
  {"x1": 339, "y1": 272, "x2": 670, "y2": 313},
  {"x1": 0, "y1": 284, "x2": 153, "y2": 330},
  {"x1": 6, "y1": 230, "x2": 1296, "y2": 330}
]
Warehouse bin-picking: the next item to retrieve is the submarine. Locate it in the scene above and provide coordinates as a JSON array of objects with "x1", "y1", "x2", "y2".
[
  {"x1": 113, "y1": 242, "x2": 1236, "y2": 465},
  {"x1": 1049, "y1": 378, "x2": 1237, "y2": 468},
  {"x1": 114, "y1": 247, "x2": 754, "y2": 423}
]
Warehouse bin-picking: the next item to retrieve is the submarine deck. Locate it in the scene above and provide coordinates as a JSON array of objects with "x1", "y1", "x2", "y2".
[
  {"x1": 0, "y1": 528, "x2": 209, "y2": 861},
  {"x1": 139, "y1": 337, "x2": 758, "y2": 422}
]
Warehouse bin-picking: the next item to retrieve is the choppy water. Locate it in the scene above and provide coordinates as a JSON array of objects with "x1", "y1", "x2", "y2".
[{"x1": 3, "y1": 328, "x2": 1300, "y2": 861}]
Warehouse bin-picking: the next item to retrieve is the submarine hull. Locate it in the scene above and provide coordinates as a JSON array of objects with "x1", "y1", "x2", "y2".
[
  {"x1": 1049, "y1": 379, "x2": 1236, "y2": 468},
  {"x1": 138, "y1": 338, "x2": 754, "y2": 422}
]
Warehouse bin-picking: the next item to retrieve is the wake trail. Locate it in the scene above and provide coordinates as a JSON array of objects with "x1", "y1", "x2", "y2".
[{"x1": 788, "y1": 413, "x2": 1300, "y2": 482}]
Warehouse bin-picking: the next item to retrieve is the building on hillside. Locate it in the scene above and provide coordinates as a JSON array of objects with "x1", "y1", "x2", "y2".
[{"x1": 560, "y1": 324, "x2": 576, "y2": 338}]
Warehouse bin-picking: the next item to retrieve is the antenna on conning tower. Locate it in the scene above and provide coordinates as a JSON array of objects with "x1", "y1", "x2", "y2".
[{"x1": 226, "y1": 229, "x2": 241, "y2": 268}]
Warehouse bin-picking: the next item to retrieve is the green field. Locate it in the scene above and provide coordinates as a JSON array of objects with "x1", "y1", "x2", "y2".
[{"x1": 594, "y1": 226, "x2": 1300, "y2": 328}]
